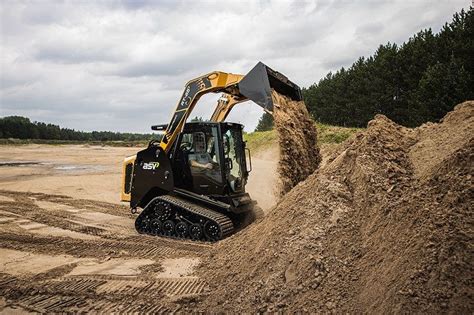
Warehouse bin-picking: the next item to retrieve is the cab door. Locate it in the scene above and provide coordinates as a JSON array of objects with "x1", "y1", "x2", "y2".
[{"x1": 174, "y1": 125, "x2": 225, "y2": 195}]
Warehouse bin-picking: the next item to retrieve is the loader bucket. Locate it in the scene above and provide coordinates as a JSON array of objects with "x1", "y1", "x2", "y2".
[{"x1": 238, "y1": 62, "x2": 302, "y2": 112}]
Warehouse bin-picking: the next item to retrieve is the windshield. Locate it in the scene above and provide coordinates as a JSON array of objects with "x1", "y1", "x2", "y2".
[
  {"x1": 186, "y1": 128, "x2": 222, "y2": 185},
  {"x1": 222, "y1": 126, "x2": 246, "y2": 192}
]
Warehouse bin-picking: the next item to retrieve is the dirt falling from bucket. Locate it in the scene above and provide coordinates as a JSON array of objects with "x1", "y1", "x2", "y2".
[{"x1": 272, "y1": 90, "x2": 321, "y2": 196}]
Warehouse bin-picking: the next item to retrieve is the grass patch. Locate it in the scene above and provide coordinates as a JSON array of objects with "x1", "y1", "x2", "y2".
[
  {"x1": 243, "y1": 130, "x2": 277, "y2": 153},
  {"x1": 244, "y1": 123, "x2": 363, "y2": 153},
  {"x1": 316, "y1": 123, "x2": 362, "y2": 144}
]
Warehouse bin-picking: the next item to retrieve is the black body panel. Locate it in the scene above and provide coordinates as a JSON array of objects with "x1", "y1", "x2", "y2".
[
  {"x1": 173, "y1": 188, "x2": 231, "y2": 211},
  {"x1": 131, "y1": 146, "x2": 174, "y2": 208},
  {"x1": 131, "y1": 121, "x2": 253, "y2": 215}
]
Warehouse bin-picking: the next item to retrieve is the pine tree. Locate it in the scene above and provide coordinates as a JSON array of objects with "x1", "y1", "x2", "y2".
[
  {"x1": 416, "y1": 57, "x2": 470, "y2": 123},
  {"x1": 255, "y1": 112, "x2": 274, "y2": 131}
]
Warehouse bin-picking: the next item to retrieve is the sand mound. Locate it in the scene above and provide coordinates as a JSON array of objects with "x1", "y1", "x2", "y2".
[
  {"x1": 272, "y1": 91, "x2": 321, "y2": 195},
  {"x1": 410, "y1": 101, "x2": 474, "y2": 180},
  {"x1": 194, "y1": 101, "x2": 473, "y2": 313}
]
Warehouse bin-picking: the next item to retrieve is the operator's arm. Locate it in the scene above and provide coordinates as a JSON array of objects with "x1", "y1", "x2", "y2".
[{"x1": 189, "y1": 153, "x2": 215, "y2": 170}]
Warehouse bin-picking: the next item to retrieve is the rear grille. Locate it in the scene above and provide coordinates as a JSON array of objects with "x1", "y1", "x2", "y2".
[{"x1": 124, "y1": 162, "x2": 133, "y2": 194}]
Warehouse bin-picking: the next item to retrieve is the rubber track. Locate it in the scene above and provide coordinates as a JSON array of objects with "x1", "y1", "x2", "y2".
[{"x1": 140, "y1": 194, "x2": 234, "y2": 241}]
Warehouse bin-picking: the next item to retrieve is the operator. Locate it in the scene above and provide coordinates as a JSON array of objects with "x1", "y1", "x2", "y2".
[{"x1": 188, "y1": 133, "x2": 219, "y2": 171}]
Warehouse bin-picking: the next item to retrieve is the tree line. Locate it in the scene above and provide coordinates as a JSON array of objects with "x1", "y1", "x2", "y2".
[
  {"x1": 301, "y1": 8, "x2": 473, "y2": 128},
  {"x1": 256, "y1": 8, "x2": 473, "y2": 131},
  {"x1": 0, "y1": 116, "x2": 153, "y2": 141},
  {"x1": 255, "y1": 112, "x2": 273, "y2": 132}
]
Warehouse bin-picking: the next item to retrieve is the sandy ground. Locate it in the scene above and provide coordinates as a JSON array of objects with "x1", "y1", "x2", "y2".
[
  {"x1": 0, "y1": 144, "x2": 278, "y2": 313},
  {"x1": 0, "y1": 145, "x2": 137, "y2": 204},
  {"x1": 0, "y1": 144, "x2": 278, "y2": 209}
]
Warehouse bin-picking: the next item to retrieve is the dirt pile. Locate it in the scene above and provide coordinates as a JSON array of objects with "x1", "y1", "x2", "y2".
[
  {"x1": 194, "y1": 101, "x2": 473, "y2": 313},
  {"x1": 272, "y1": 91, "x2": 321, "y2": 195}
]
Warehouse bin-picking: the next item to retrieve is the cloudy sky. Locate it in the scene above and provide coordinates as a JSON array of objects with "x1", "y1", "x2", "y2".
[{"x1": 0, "y1": 0, "x2": 470, "y2": 133}]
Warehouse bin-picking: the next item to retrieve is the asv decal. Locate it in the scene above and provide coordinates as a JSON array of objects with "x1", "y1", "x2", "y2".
[
  {"x1": 142, "y1": 162, "x2": 160, "y2": 170},
  {"x1": 180, "y1": 86, "x2": 191, "y2": 108}
]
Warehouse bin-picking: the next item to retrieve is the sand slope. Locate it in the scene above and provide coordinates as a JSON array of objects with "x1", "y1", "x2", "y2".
[{"x1": 196, "y1": 101, "x2": 473, "y2": 313}]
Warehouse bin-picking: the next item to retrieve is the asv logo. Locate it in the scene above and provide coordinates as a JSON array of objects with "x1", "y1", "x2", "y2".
[
  {"x1": 180, "y1": 86, "x2": 191, "y2": 108},
  {"x1": 142, "y1": 162, "x2": 160, "y2": 170}
]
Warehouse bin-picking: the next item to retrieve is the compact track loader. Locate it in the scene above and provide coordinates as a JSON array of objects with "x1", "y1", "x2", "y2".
[{"x1": 121, "y1": 62, "x2": 301, "y2": 241}]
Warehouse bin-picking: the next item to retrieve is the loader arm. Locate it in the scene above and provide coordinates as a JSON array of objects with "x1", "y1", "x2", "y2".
[
  {"x1": 210, "y1": 93, "x2": 248, "y2": 122},
  {"x1": 160, "y1": 62, "x2": 303, "y2": 153},
  {"x1": 160, "y1": 72, "x2": 244, "y2": 153}
]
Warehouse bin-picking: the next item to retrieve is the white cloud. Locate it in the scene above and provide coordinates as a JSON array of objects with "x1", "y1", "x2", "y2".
[{"x1": 0, "y1": 0, "x2": 469, "y2": 132}]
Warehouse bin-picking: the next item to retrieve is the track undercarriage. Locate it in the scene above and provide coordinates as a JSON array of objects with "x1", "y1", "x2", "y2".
[{"x1": 135, "y1": 195, "x2": 234, "y2": 242}]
